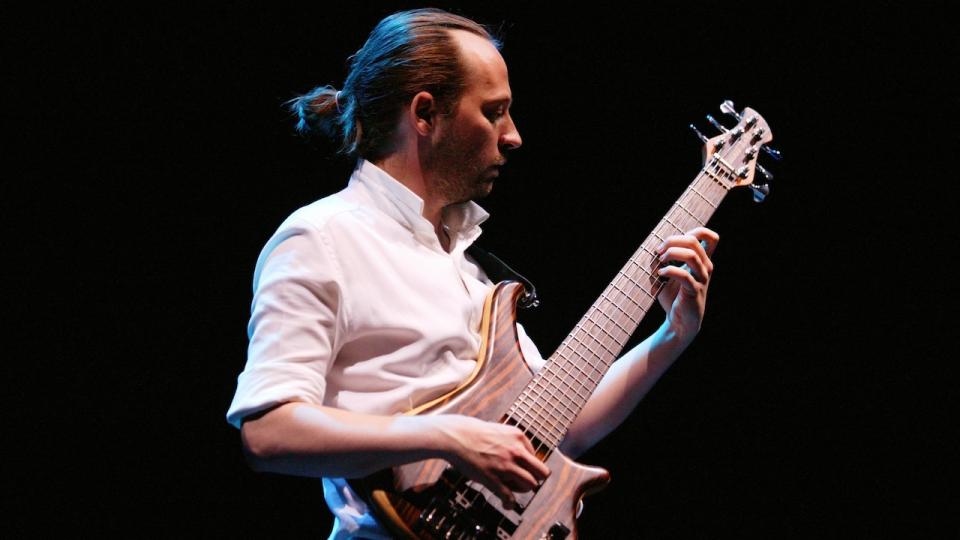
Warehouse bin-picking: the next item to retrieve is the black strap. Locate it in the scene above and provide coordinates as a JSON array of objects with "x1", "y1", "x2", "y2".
[{"x1": 466, "y1": 244, "x2": 540, "y2": 309}]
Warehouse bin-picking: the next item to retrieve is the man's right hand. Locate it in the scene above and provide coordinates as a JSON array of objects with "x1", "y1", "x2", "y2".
[
  {"x1": 240, "y1": 403, "x2": 550, "y2": 509},
  {"x1": 430, "y1": 414, "x2": 551, "y2": 509}
]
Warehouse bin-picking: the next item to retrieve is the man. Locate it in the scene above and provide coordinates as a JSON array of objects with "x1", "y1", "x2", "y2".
[{"x1": 227, "y1": 8, "x2": 718, "y2": 538}]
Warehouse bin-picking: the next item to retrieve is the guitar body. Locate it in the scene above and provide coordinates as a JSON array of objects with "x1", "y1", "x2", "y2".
[{"x1": 350, "y1": 281, "x2": 610, "y2": 540}]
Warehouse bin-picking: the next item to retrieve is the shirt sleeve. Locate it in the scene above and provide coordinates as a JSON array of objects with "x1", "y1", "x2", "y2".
[{"x1": 226, "y1": 221, "x2": 344, "y2": 428}]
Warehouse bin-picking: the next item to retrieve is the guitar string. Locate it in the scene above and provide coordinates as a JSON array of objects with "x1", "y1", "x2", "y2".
[
  {"x1": 516, "y1": 166, "x2": 732, "y2": 450},
  {"x1": 513, "y1": 168, "x2": 727, "y2": 447},
  {"x1": 438, "y1": 158, "x2": 736, "y2": 529},
  {"x1": 447, "y1": 175, "x2": 730, "y2": 530}
]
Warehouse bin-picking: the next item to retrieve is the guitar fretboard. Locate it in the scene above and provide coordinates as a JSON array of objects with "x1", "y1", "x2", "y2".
[{"x1": 505, "y1": 156, "x2": 739, "y2": 449}]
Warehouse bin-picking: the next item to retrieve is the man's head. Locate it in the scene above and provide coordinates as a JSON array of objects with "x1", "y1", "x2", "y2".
[
  {"x1": 290, "y1": 8, "x2": 514, "y2": 164},
  {"x1": 418, "y1": 29, "x2": 521, "y2": 204}
]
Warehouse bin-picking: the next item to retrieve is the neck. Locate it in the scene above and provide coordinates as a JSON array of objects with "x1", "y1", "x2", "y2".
[{"x1": 373, "y1": 153, "x2": 450, "y2": 240}]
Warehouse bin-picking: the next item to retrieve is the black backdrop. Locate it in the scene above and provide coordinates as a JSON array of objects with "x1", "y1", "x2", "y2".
[{"x1": 8, "y1": 2, "x2": 957, "y2": 537}]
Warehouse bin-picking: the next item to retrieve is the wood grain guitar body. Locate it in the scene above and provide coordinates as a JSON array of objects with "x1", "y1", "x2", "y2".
[{"x1": 351, "y1": 282, "x2": 610, "y2": 540}]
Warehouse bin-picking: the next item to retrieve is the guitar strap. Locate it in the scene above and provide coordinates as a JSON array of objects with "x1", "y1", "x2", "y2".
[{"x1": 466, "y1": 244, "x2": 540, "y2": 310}]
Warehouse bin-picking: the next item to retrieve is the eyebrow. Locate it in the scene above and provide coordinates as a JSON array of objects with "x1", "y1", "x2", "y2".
[{"x1": 483, "y1": 96, "x2": 512, "y2": 108}]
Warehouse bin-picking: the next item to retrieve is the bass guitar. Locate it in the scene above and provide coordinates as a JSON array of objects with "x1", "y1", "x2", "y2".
[{"x1": 352, "y1": 101, "x2": 777, "y2": 539}]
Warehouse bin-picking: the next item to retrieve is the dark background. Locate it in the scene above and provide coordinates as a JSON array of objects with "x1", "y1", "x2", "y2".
[{"x1": 7, "y1": 2, "x2": 957, "y2": 537}]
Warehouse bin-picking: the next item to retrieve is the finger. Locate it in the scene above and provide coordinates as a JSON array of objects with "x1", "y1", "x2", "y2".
[
  {"x1": 511, "y1": 426, "x2": 536, "y2": 455},
  {"x1": 502, "y1": 465, "x2": 538, "y2": 492},
  {"x1": 665, "y1": 232, "x2": 720, "y2": 271},
  {"x1": 659, "y1": 235, "x2": 712, "y2": 275},
  {"x1": 659, "y1": 247, "x2": 710, "y2": 283},
  {"x1": 515, "y1": 449, "x2": 551, "y2": 482},
  {"x1": 473, "y1": 470, "x2": 516, "y2": 509},
  {"x1": 686, "y1": 226, "x2": 720, "y2": 257},
  {"x1": 506, "y1": 427, "x2": 550, "y2": 481},
  {"x1": 494, "y1": 483, "x2": 516, "y2": 510},
  {"x1": 657, "y1": 265, "x2": 700, "y2": 293}
]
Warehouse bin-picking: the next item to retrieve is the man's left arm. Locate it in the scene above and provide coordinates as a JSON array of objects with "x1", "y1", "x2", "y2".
[{"x1": 560, "y1": 227, "x2": 719, "y2": 458}]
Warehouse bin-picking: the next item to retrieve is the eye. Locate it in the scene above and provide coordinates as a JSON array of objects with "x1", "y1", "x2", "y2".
[{"x1": 485, "y1": 105, "x2": 506, "y2": 122}]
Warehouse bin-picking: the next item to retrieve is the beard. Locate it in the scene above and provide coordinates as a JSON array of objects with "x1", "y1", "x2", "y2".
[{"x1": 427, "y1": 127, "x2": 504, "y2": 205}]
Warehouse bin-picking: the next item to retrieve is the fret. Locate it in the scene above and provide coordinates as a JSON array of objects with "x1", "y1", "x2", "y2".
[
  {"x1": 663, "y1": 214, "x2": 682, "y2": 233},
  {"x1": 633, "y1": 265, "x2": 656, "y2": 282},
  {"x1": 555, "y1": 360, "x2": 586, "y2": 399},
  {"x1": 515, "y1": 393, "x2": 555, "y2": 436},
  {"x1": 587, "y1": 309, "x2": 625, "y2": 345},
  {"x1": 568, "y1": 329, "x2": 607, "y2": 362},
  {"x1": 524, "y1": 412, "x2": 555, "y2": 445},
  {"x1": 617, "y1": 270, "x2": 655, "y2": 300},
  {"x1": 532, "y1": 397, "x2": 571, "y2": 434},
  {"x1": 689, "y1": 185, "x2": 717, "y2": 208},
  {"x1": 513, "y1": 384, "x2": 542, "y2": 422},
  {"x1": 675, "y1": 200, "x2": 697, "y2": 221},
  {"x1": 559, "y1": 345, "x2": 607, "y2": 384},
  {"x1": 557, "y1": 361, "x2": 590, "y2": 394},
  {"x1": 586, "y1": 314, "x2": 625, "y2": 348},
  {"x1": 701, "y1": 167, "x2": 724, "y2": 185},
  {"x1": 593, "y1": 320, "x2": 624, "y2": 356},
  {"x1": 589, "y1": 334, "x2": 617, "y2": 360},
  {"x1": 542, "y1": 376, "x2": 577, "y2": 424},
  {"x1": 511, "y1": 133, "x2": 739, "y2": 455},
  {"x1": 599, "y1": 301, "x2": 633, "y2": 335},
  {"x1": 553, "y1": 364, "x2": 591, "y2": 409},
  {"x1": 614, "y1": 269, "x2": 645, "y2": 292},
  {"x1": 600, "y1": 292, "x2": 640, "y2": 326}
]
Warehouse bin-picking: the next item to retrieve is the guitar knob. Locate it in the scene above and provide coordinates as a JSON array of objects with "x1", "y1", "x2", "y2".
[
  {"x1": 689, "y1": 123, "x2": 708, "y2": 143},
  {"x1": 761, "y1": 145, "x2": 783, "y2": 161},
  {"x1": 720, "y1": 99, "x2": 742, "y2": 121},
  {"x1": 751, "y1": 183, "x2": 770, "y2": 203},
  {"x1": 706, "y1": 114, "x2": 728, "y2": 133},
  {"x1": 756, "y1": 163, "x2": 773, "y2": 181}
]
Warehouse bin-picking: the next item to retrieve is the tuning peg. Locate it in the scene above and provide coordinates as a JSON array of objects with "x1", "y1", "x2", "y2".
[
  {"x1": 705, "y1": 115, "x2": 728, "y2": 133},
  {"x1": 720, "y1": 99, "x2": 742, "y2": 121},
  {"x1": 750, "y1": 183, "x2": 770, "y2": 203},
  {"x1": 689, "y1": 124, "x2": 708, "y2": 143},
  {"x1": 756, "y1": 163, "x2": 773, "y2": 181},
  {"x1": 761, "y1": 145, "x2": 783, "y2": 161}
]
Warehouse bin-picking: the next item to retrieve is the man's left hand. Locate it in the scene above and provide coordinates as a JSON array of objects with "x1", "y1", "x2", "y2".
[{"x1": 655, "y1": 227, "x2": 719, "y2": 343}]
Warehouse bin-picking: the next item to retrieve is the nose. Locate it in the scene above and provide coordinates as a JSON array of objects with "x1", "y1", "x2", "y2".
[{"x1": 499, "y1": 114, "x2": 522, "y2": 151}]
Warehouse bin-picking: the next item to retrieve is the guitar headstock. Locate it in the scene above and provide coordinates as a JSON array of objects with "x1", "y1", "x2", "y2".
[{"x1": 690, "y1": 100, "x2": 779, "y2": 202}]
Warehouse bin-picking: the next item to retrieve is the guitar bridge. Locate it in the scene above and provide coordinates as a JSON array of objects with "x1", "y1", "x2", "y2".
[{"x1": 415, "y1": 468, "x2": 520, "y2": 540}]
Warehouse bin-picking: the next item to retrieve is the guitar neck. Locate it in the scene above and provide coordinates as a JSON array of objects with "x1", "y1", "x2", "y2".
[{"x1": 505, "y1": 159, "x2": 736, "y2": 449}]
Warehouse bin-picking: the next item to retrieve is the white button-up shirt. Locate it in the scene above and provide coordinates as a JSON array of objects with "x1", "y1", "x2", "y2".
[{"x1": 227, "y1": 160, "x2": 544, "y2": 538}]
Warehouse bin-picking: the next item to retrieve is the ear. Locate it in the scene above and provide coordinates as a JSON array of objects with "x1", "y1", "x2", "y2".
[{"x1": 409, "y1": 91, "x2": 436, "y2": 136}]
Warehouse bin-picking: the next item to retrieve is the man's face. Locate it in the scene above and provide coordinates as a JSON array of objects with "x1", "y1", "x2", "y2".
[{"x1": 426, "y1": 31, "x2": 522, "y2": 205}]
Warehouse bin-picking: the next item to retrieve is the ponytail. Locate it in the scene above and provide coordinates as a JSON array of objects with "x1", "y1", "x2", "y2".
[{"x1": 287, "y1": 85, "x2": 361, "y2": 155}]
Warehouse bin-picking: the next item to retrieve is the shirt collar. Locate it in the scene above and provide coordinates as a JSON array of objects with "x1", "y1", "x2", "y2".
[{"x1": 351, "y1": 159, "x2": 489, "y2": 249}]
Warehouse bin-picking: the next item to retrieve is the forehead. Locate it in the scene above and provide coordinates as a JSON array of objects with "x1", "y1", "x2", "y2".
[{"x1": 449, "y1": 30, "x2": 511, "y2": 101}]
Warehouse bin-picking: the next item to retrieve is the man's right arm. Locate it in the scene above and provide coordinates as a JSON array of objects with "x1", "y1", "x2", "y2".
[{"x1": 241, "y1": 402, "x2": 549, "y2": 508}]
